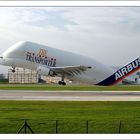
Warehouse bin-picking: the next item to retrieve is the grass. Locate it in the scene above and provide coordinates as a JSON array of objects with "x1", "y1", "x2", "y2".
[
  {"x1": 0, "y1": 101, "x2": 140, "y2": 133},
  {"x1": 0, "y1": 84, "x2": 140, "y2": 91},
  {"x1": 0, "y1": 79, "x2": 8, "y2": 84}
]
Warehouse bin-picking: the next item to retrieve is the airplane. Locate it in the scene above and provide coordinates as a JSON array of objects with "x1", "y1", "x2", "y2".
[{"x1": 0, "y1": 41, "x2": 139, "y2": 86}]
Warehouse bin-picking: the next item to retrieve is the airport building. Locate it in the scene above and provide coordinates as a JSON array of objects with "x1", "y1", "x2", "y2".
[
  {"x1": 8, "y1": 68, "x2": 62, "y2": 84},
  {"x1": 8, "y1": 68, "x2": 39, "y2": 84}
]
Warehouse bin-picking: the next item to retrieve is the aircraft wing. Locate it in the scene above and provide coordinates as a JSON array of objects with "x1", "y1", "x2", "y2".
[{"x1": 50, "y1": 65, "x2": 92, "y2": 77}]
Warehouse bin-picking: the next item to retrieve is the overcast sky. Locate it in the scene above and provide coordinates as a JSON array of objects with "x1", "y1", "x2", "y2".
[{"x1": 0, "y1": 7, "x2": 140, "y2": 73}]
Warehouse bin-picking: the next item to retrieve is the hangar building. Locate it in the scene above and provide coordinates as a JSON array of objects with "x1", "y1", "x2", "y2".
[{"x1": 8, "y1": 68, "x2": 62, "y2": 84}]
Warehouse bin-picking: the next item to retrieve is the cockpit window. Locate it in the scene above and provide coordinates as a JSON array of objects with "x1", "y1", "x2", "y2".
[{"x1": 0, "y1": 57, "x2": 3, "y2": 59}]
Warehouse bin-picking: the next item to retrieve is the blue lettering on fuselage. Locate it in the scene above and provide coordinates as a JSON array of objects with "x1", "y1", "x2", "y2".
[{"x1": 97, "y1": 57, "x2": 140, "y2": 86}]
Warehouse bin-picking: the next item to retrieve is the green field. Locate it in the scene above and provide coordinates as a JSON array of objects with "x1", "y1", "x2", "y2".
[
  {"x1": 0, "y1": 84, "x2": 140, "y2": 91},
  {"x1": 0, "y1": 101, "x2": 140, "y2": 133}
]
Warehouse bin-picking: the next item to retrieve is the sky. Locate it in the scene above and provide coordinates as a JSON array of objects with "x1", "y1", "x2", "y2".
[{"x1": 0, "y1": 7, "x2": 140, "y2": 73}]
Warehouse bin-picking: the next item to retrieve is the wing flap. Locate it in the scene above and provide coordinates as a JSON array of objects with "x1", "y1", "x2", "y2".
[{"x1": 50, "y1": 65, "x2": 92, "y2": 77}]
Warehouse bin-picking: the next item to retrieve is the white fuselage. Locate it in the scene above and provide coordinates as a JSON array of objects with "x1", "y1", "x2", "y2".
[{"x1": 0, "y1": 41, "x2": 115, "y2": 85}]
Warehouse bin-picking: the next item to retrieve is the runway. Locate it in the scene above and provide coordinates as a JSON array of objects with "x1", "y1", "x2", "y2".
[{"x1": 0, "y1": 90, "x2": 140, "y2": 101}]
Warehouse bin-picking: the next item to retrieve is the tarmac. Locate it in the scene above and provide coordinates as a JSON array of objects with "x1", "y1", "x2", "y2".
[{"x1": 0, "y1": 90, "x2": 140, "y2": 101}]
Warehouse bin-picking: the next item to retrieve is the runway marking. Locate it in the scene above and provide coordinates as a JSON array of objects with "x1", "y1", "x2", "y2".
[
  {"x1": 0, "y1": 90, "x2": 140, "y2": 93},
  {"x1": 0, "y1": 90, "x2": 140, "y2": 101}
]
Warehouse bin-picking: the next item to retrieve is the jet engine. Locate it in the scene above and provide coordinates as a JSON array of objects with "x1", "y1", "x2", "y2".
[{"x1": 37, "y1": 66, "x2": 55, "y2": 76}]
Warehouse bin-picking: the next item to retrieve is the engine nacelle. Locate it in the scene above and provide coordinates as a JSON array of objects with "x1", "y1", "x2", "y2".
[{"x1": 37, "y1": 66, "x2": 55, "y2": 76}]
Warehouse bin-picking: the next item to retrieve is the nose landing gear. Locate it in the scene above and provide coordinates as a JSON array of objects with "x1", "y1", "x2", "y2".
[{"x1": 12, "y1": 66, "x2": 15, "y2": 73}]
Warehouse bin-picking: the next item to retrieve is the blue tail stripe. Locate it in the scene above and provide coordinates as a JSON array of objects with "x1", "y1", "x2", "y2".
[{"x1": 96, "y1": 57, "x2": 140, "y2": 86}]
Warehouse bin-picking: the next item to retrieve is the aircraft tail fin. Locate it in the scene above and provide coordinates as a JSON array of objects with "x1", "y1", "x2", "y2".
[{"x1": 96, "y1": 57, "x2": 140, "y2": 86}]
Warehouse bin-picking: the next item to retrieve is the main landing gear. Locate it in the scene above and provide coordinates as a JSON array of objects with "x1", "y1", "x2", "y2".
[
  {"x1": 58, "y1": 75, "x2": 66, "y2": 86},
  {"x1": 58, "y1": 81, "x2": 66, "y2": 86}
]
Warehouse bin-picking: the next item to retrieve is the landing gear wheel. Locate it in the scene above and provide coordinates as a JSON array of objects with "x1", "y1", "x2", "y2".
[
  {"x1": 62, "y1": 82, "x2": 66, "y2": 86},
  {"x1": 12, "y1": 69, "x2": 15, "y2": 73},
  {"x1": 58, "y1": 81, "x2": 62, "y2": 85},
  {"x1": 58, "y1": 81, "x2": 66, "y2": 86},
  {"x1": 12, "y1": 66, "x2": 15, "y2": 73}
]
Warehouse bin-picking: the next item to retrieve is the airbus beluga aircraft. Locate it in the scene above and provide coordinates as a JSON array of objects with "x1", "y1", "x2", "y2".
[{"x1": 0, "y1": 41, "x2": 139, "y2": 85}]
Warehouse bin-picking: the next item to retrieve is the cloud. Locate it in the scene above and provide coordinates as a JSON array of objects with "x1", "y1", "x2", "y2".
[{"x1": 0, "y1": 7, "x2": 140, "y2": 74}]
